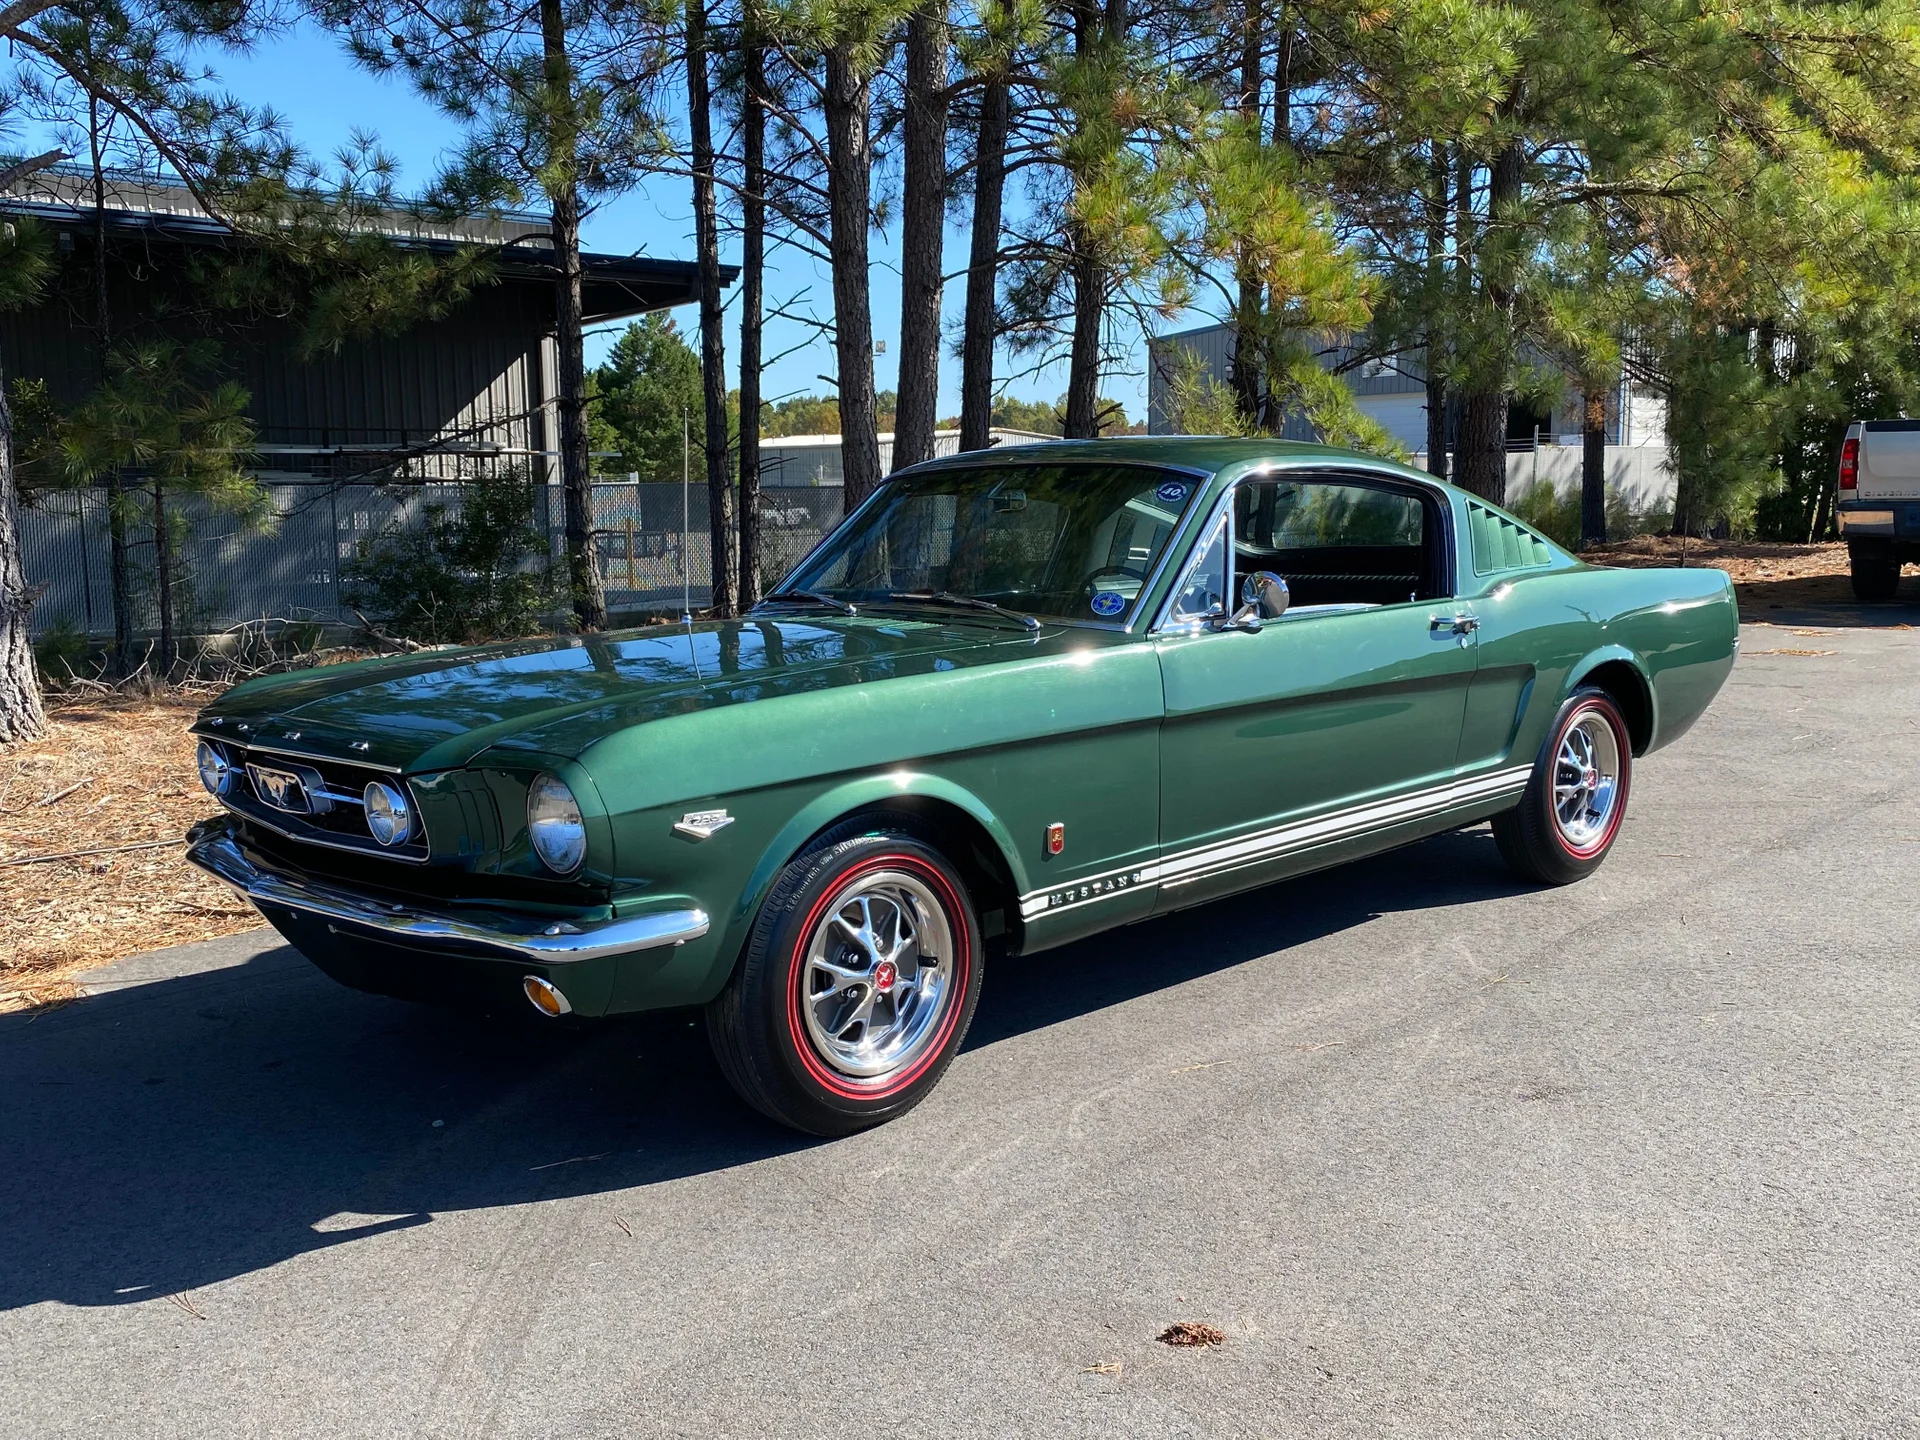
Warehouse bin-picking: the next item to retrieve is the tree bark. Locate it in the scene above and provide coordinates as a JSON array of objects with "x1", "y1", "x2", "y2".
[
  {"x1": 737, "y1": 38, "x2": 766, "y2": 607},
  {"x1": 540, "y1": 0, "x2": 605, "y2": 630},
  {"x1": 1581, "y1": 383, "x2": 1607, "y2": 547},
  {"x1": 958, "y1": 71, "x2": 1008, "y2": 452},
  {"x1": 893, "y1": 1, "x2": 948, "y2": 473},
  {"x1": 0, "y1": 363, "x2": 47, "y2": 744},
  {"x1": 1423, "y1": 140, "x2": 1449, "y2": 478},
  {"x1": 687, "y1": 0, "x2": 735, "y2": 616},
  {"x1": 824, "y1": 42, "x2": 882, "y2": 508},
  {"x1": 1456, "y1": 393, "x2": 1506, "y2": 504},
  {"x1": 1064, "y1": 251, "x2": 1102, "y2": 438},
  {"x1": 1455, "y1": 139, "x2": 1522, "y2": 504}
]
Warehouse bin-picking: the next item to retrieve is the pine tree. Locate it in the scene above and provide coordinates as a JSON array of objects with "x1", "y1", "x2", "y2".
[{"x1": 314, "y1": 0, "x2": 677, "y2": 630}]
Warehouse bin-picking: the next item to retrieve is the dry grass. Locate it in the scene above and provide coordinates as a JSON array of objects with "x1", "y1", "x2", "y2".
[{"x1": 0, "y1": 696, "x2": 261, "y2": 1011}]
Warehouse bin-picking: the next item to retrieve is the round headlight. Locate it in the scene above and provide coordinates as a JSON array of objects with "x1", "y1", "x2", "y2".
[
  {"x1": 528, "y1": 773, "x2": 586, "y2": 874},
  {"x1": 363, "y1": 780, "x2": 414, "y2": 846},
  {"x1": 196, "y1": 740, "x2": 233, "y2": 796}
]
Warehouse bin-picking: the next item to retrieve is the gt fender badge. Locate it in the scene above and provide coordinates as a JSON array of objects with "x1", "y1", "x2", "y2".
[{"x1": 674, "y1": 810, "x2": 734, "y2": 840}]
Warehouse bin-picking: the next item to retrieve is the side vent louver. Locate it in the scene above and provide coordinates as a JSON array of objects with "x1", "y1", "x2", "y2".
[{"x1": 1467, "y1": 501, "x2": 1555, "y2": 575}]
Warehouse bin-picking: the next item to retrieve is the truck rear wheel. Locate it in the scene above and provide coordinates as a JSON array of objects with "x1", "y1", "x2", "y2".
[{"x1": 1849, "y1": 540, "x2": 1903, "y2": 602}]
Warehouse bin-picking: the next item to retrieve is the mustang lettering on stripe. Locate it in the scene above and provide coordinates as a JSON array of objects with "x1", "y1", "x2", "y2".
[{"x1": 1018, "y1": 765, "x2": 1532, "y2": 920}]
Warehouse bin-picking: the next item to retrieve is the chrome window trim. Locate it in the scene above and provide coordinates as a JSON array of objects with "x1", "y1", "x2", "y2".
[
  {"x1": 762, "y1": 457, "x2": 1218, "y2": 631},
  {"x1": 1149, "y1": 464, "x2": 1457, "y2": 634},
  {"x1": 1150, "y1": 502, "x2": 1233, "y2": 635}
]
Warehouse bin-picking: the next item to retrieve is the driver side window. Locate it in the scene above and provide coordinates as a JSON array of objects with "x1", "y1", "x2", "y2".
[{"x1": 1168, "y1": 514, "x2": 1228, "y2": 624}]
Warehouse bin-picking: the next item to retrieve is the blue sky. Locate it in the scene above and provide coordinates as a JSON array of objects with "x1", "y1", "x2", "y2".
[{"x1": 152, "y1": 19, "x2": 1160, "y2": 425}]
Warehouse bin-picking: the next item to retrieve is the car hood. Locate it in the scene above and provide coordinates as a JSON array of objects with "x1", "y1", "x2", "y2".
[{"x1": 199, "y1": 614, "x2": 1056, "y2": 771}]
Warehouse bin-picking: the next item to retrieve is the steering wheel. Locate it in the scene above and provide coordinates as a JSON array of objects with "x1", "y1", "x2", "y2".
[{"x1": 1078, "y1": 564, "x2": 1150, "y2": 596}]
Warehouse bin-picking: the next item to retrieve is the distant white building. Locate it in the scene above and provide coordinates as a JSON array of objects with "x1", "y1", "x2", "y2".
[
  {"x1": 1146, "y1": 323, "x2": 1673, "y2": 507},
  {"x1": 757, "y1": 428, "x2": 1055, "y2": 487}
]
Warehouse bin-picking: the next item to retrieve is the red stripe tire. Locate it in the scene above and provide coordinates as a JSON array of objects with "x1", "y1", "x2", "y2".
[
  {"x1": 1491, "y1": 687, "x2": 1634, "y2": 885},
  {"x1": 706, "y1": 816, "x2": 983, "y2": 1136}
]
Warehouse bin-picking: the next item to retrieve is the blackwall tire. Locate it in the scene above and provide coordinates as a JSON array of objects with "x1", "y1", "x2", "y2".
[
  {"x1": 1849, "y1": 541, "x2": 1902, "y2": 603},
  {"x1": 1491, "y1": 687, "x2": 1634, "y2": 886},
  {"x1": 705, "y1": 817, "x2": 983, "y2": 1136}
]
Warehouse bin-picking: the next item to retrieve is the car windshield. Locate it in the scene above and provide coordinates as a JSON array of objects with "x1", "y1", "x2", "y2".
[{"x1": 772, "y1": 463, "x2": 1205, "y2": 624}]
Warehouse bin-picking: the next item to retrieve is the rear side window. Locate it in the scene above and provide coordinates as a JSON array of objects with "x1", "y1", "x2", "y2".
[{"x1": 1465, "y1": 500, "x2": 1555, "y2": 575}]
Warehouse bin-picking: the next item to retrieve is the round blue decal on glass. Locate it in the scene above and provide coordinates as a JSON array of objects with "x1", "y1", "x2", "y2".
[
  {"x1": 1155, "y1": 480, "x2": 1189, "y2": 504},
  {"x1": 1090, "y1": 590, "x2": 1127, "y2": 618}
]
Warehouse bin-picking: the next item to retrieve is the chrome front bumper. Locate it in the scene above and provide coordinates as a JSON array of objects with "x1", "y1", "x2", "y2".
[{"x1": 185, "y1": 826, "x2": 710, "y2": 964}]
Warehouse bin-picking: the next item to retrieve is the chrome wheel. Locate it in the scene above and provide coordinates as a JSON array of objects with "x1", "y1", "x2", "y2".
[
  {"x1": 1553, "y1": 709, "x2": 1622, "y2": 851},
  {"x1": 800, "y1": 869, "x2": 956, "y2": 1080}
]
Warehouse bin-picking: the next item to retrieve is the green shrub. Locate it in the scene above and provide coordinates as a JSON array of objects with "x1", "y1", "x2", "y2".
[
  {"x1": 1506, "y1": 481, "x2": 1672, "y2": 551},
  {"x1": 33, "y1": 616, "x2": 91, "y2": 685},
  {"x1": 342, "y1": 467, "x2": 555, "y2": 644}
]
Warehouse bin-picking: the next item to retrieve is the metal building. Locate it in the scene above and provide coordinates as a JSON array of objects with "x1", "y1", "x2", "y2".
[{"x1": 6, "y1": 164, "x2": 732, "y2": 636}]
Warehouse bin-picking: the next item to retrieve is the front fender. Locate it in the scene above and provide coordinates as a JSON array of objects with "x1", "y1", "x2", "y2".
[{"x1": 714, "y1": 770, "x2": 1032, "y2": 968}]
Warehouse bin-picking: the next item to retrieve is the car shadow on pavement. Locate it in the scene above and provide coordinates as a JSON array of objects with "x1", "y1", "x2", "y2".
[{"x1": 0, "y1": 827, "x2": 1524, "y2": 1312}]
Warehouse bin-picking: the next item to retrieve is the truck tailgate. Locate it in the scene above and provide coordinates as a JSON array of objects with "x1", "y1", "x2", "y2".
[{"x1": 1861, "y1": 421, "x2": 1920, "y2": 500}]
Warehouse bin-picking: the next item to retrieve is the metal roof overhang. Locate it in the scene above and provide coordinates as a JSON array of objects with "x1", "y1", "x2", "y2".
[{"x1": 2, "y1": 198, "x2": 734, "y2": 322}]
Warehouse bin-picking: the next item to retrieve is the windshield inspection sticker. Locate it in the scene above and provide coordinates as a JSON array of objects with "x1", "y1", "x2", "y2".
[
  {"x1": 1155, "y1": 480, "x2": 1189, "y2": 505},
  {"x1": 1090, "y1": 590, "x2": 1127, "y2": 618}
]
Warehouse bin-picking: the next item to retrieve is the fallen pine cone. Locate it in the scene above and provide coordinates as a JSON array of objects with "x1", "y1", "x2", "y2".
[{"x1": 1157, "y1": 1322, "x2": 1225, "y2": 1348}]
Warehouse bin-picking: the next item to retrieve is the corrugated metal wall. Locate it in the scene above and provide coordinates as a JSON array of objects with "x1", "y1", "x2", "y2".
[{"x1": 1, "y1": 259, "x2": 552, "y2": 465}]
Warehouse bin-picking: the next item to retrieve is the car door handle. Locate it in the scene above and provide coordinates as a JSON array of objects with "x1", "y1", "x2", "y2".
[{"x1": 1430, "y1": 614, "x2": 1479, "y2": 636}]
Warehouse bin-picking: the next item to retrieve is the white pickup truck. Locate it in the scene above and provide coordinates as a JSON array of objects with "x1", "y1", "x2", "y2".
[{"x1": 1838, "y1": 420, "x2": 1920, "y2": 601}]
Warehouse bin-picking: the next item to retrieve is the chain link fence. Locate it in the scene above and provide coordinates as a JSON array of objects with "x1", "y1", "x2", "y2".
[{"x1": 19, "y1": 476, "x2": 846, "y2": 639}]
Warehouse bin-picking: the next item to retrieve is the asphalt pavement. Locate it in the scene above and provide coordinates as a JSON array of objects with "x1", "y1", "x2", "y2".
[{"x1": 5, "y1": 610, "x2": 1919, "y2": 1439}]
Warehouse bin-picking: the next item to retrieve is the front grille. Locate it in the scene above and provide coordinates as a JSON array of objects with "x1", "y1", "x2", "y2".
[{"x1": 204, "y1": 739, "x2": 431, "y2": 862}]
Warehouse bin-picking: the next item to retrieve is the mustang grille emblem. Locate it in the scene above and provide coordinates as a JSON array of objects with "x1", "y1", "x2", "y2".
[{"x1": 245, "y1": 762, "x2": 333, "y2": 815}]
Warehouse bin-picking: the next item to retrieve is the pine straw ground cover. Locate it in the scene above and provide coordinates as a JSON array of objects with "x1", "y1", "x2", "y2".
[
  {"x1": 1586, "y1": 537, "x2": 1871, "y2": 617},
  {"x1": 0, "y1": 697, "x2": 258, "y2": 1013}
]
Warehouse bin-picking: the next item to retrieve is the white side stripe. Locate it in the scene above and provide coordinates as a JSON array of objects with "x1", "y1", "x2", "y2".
[{"x1": 1018, "y1": 765, "x2": 1532, "y2": 919}]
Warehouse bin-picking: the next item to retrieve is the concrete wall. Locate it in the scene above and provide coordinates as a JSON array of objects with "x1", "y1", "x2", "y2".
[{"x1": 1417, "y1": 444, "x2": 1675, "y2": 509}]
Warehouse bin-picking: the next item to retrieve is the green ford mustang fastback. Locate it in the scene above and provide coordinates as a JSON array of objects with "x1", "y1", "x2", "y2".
[{"x1": 186, "y1": 437, "x2": 1737, "y2": 1133}]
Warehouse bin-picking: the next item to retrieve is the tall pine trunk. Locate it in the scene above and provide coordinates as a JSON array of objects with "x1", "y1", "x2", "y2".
[
  {"x1": 1064, "y1": 253, "x2": 1101, "y2": 438},
  {"x1": 1423, "y1": 140, "x2": 1450, "y2": 478},
  {"x1": 893, "y1": 2, "x2": 948, "y2": 473},
  {"x1": 151, "y1": 476, "x2": 174, "y2": 678},
  {"x1": 1229, "y1": 0, "x2": 1264, "y2": 427},
  {"x1": 687, "y1": 0, "x2": 735, "y2": 616},
  {"x1": 541, "y1": 0, "x2": 605, "y2": 630},
  {"x1": 89, "y1": 100, "x2": 133, "y2": 675},
  {"x1": 1581, "y1": 384, "x2": 1608, "y2": 547},
  {"x1": 824, "y1": 43, "x2": 881, "y2": 508},
  {"x1": 1063, "y1": 0, "x2": 1122, "y2": 440},
  {"x1": 1455, "y1": 139, "x2": 1522, "y2": 504},
  {"x1": 737, "y1": 39, "x2": 766, "y2": 607},
  {"x1": 0, "y1": 367, "x2": 46, "y2": 744},
  {"x1": 958, "y1": 72, "x2": 1008, "y2": 452}
]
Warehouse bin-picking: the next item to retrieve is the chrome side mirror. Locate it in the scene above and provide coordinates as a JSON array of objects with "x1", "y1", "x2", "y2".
[
  {"x1": 1241, "y1": 570, "x2": 1289, "y2": 619},
  {"x1": 1213, "y1": 570, "x2": 1288, "y2": 631}
]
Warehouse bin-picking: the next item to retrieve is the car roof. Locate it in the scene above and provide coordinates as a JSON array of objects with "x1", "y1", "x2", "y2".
[{"x1": 899, "y1": 435, "x2": 1452, "y2": 493}]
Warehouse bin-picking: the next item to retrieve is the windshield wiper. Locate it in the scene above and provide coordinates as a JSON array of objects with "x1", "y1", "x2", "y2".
[
  {"x1": 761, "y1": 589, "x2": 858, "y2": 615},
  {"x1": 882, "y1": 590, "x2": 1041, "y2": 632}
]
